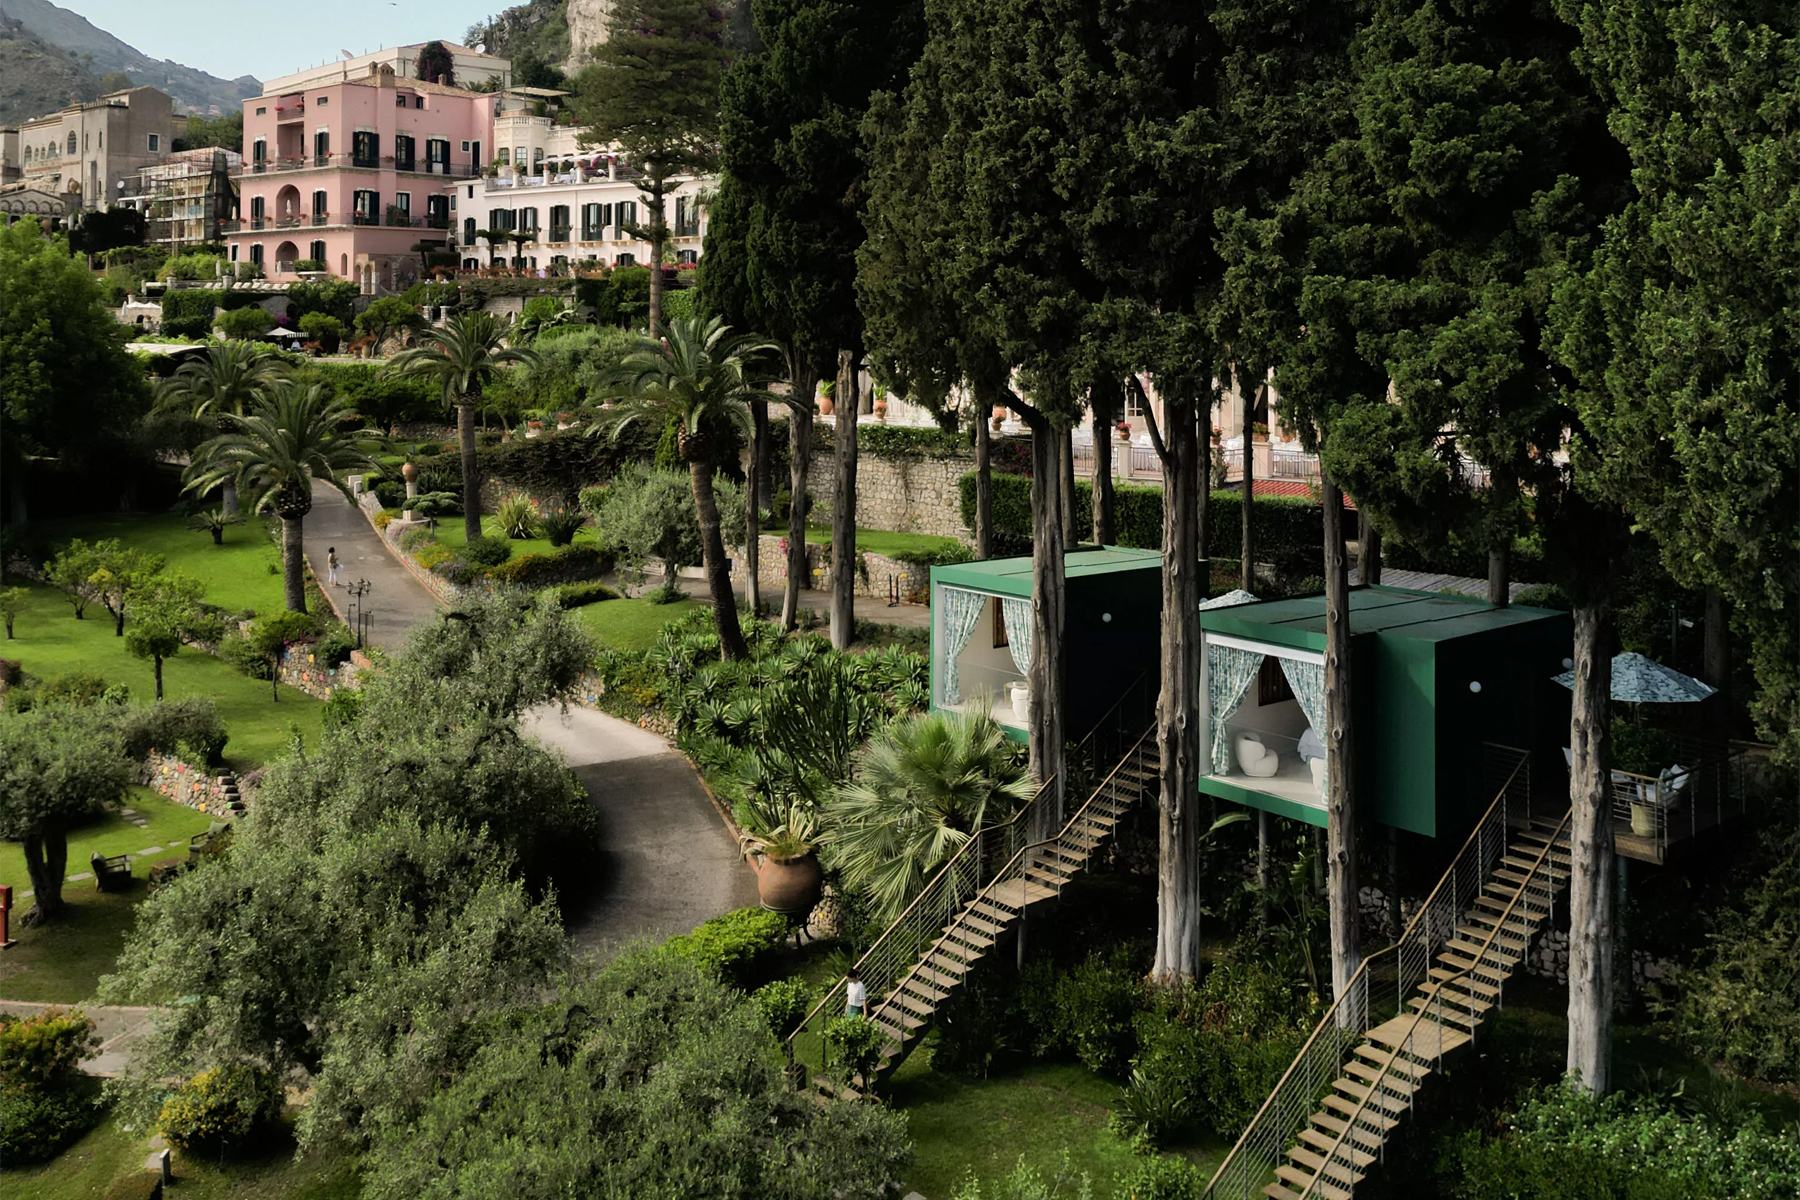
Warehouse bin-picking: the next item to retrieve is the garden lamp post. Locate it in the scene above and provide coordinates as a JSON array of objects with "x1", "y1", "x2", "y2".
[
  {"x1": 347, "y1": 579, "x2": 373, "y2": 649},
  {"x1": 401, "y1": 460, "x2": 418, "y2": 522}
]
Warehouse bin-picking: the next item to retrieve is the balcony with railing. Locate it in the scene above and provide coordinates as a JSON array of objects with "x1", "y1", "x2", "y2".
[{"x1": 239, "y1": 154, "x2": 476, "y2": 177}]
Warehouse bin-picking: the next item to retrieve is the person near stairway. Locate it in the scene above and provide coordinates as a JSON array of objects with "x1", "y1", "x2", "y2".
[{"x1": 845, "y1": 969, "x2": 867, "y2": 1017}]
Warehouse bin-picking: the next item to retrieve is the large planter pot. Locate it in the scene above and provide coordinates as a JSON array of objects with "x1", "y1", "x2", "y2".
[
  {"x1": 1630, "y1": 802, "x2": 1655, "y2": 837},
  {"x1": 755, "y1": 851, "x2": 823, "y2": 916}
]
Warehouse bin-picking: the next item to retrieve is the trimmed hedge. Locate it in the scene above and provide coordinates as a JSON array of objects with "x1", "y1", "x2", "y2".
[
  {"x1": 158, "y1": 289, "x2": 264, "y2": 339},
  {"x1": 410, "y1": 426, "x2": 663, "y2": 506},
  {"x1": 661, "y1": 907, "x2": 791, "y2": 988},
  {"x1": 858, "y1": 424, "x2": 968, "y2": 460},
  {"x1": 485, "y1": 545, "x2": 610, "y2": 587},
  {"x1": 960, "y1": 471, "x2": 1328, "y2": 577}
]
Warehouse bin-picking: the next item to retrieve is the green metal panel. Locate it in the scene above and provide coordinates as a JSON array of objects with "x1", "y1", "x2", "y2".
[
  {"x1": 1367, "y1": 627, "x2": 1439, "y2": 837},
  {"x1": 1197, "y1": 775, "x2": 1328, "y2": 828}
]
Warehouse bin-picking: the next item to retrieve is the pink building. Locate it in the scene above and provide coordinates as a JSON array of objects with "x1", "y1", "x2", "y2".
[{"x1": 225, "y1": 63, "x2": 496, "y2": 290}]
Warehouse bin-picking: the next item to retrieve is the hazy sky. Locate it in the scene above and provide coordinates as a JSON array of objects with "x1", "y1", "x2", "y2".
[{"x1": 55, "y1": 1, "x2": 507, "y2": 83}]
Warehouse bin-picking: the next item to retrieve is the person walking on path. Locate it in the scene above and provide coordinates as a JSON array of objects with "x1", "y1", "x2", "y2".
[
  {"x1": 327, "y1": 546, "x2": 342, "y2": 587},
  {"x1": 845, "y1": 968, "x2": 867, "y2": 1017}
]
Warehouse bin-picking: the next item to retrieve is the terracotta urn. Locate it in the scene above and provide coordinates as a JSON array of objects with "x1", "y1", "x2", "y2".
[
  {"x1": 401, "y1": 461, "x2": 418, "y2": 482},
  {"x1": 754, "y1": 851, "x2": 823, "y2": 916},
  {"x1": 819, "y1": 395, "x2": 835, "y2": 416}
]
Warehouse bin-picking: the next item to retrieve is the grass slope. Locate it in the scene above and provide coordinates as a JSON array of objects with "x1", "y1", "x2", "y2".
[
  {"x1": 0, "y1": 789, "x2": 212, "y2": 1002},
  {"x1": 2, "y1": 582, "x2": 322, "y2": 769},
  {"x1": 803, "y1": 525, "x2": 961, "y2": 560},
  {"x1": 888, "y1": 1050, "x2": 1226, "y2": 1198},
  {"x1": 574, "y1": 596, "x2": 702, "y2": 651},
  {"x1": 31, "y1": 511, "x2": 288, "y2": 615},
  {"x1": 0, "y1": 1114, "x2": 359, "y2": 1200}
]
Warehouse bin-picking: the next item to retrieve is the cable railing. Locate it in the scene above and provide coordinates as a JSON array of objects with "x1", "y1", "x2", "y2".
[
  {"x1": 1200, "y1": 744, "x2": 1532, "y2": 1200},
  {"x1": 1294, "y1": 805, "x2": 1570, "y2": 1199},
  {"x1": 785, "y1": 672, "x2": 1155, "y2": 1081}
]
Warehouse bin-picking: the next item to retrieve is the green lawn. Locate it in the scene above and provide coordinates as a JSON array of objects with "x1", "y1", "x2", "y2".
[
  {"x1": 887, "y1": 1049, "x2": 1226, "y2": 1198},
  {"x1": 574, "y1": 596, "x2": 703, "y2": 651},
  {"x1": 0, "y1": 788, "x2": 210, "y2": 1002},
  {"x1": 0, "y1": 1113, "x2": 360, "y2": 1200},
  {"x1": 803, "y1": 525, "x2": 961, "y2": 560},
  {"x1": 2, "y1": 583, "x2": 323, "y2": 770},
  {"x1": 32, "y1": 511, "x2": 287, "y2": 615}
]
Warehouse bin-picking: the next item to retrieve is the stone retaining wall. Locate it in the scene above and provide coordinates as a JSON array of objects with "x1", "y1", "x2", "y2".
[
  {"x1": 726, "y1": 534, "x2": 929, "y2": 603},
  {"x1": 142, "y1": 753, "x2": 243, "y2": 819},
  {"x1": 805, "y1": 438, "x2": 973, "y2": 542},
  {"x1": 277, "y1": 646, "x2": 373, "y2": 700}
]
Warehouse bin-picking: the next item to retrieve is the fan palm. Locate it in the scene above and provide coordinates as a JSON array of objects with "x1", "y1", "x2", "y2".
[
  {"x1": 155, "y1": 341, "x2": 291, "y2": 516},
  {"x1": 822, "y1": 709, "x2": 1035, "y2": 924},
  {"x1": 589, "y1": 315, "x2": 779, "y2": 661},
  {"x1": 387, "y1": 311, "x2": 537, "y2": 542},
  {"x1": 474, "y1": 229, "x2": 503, "y2": 269},
  {"x1": 183, "y1": 383, "x2": 374, "y2": 613}
]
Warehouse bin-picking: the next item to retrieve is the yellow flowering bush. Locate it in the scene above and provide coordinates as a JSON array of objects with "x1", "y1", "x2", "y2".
[{"x1": 156, "y1": 1063, "x2": 280, "y2": 1153}]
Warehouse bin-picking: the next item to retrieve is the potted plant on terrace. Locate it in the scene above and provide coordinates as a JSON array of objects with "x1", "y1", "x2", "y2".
[
  {"x1": 1116, "y1": 419, "x2": 1132, "y2": 443},
  {"x1": 737, "y1": 797, "x2": 824, "y2": 917}
]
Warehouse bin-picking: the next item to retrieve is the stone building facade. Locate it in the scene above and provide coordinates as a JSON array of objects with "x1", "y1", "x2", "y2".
[{"x1": 805, "y1": 436, "x2": 974, "y2": 543}]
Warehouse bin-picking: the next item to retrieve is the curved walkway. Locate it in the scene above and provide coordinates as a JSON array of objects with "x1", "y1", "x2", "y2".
[
  {"x1": 523, "y1": 704, "x2": 759, "y2": 955},
  {"x1": 303, "y1": 482, "x2": 441, "y2": 651},
  {"x1": 308, "y1": 484, "x2": 757, "y2": 950}
]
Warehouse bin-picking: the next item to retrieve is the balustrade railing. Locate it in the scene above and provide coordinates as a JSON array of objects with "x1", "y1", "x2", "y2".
[
  {"x1": 1200, "y1": 744, "x2": 1532, "y2": 1200},
  {"x1": 785, "y1": 672, "x2": 1156, "y2": 1081},
  {"x1": 1604, "y1": 745, "x2": 1747, "y2": 862}
]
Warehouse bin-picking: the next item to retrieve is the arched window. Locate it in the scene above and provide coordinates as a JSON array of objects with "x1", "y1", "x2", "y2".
[{"x1": 66, "y1": 131, "x2": 76, "y2": 154}]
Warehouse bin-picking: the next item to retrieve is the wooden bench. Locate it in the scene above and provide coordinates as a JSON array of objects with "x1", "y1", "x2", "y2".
[
  {"x1": 90, "y1": 853, "x2": 133, "y2": 892},
  {"x1": 187, "y1": 822, "x2": 232, "y2": 865}
]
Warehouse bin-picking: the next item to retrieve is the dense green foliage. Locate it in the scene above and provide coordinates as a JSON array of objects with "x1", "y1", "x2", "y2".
[
  {"x1": 0, "y1": 219, "x2": 150, "y2": 502},
  {"x1": 662, "y1": 906, "x2": 793, "y2": 988},
  {"x1": 358, "y1": 946, "x2": 911, "y2": 1200},
  {"x1": 101, "y1": 595, "x2": 597, "y2": 1153},
  {"x1": 155, "y1": 1063, "x2": 281, "y2": 1154},
  {"x1": 1449, "y1": 1088, "x2": 1800, "y2": 1200},
  {"x1": 0, "y1": 1006, "x2": 103, "y2": 1164},
  {"x1": 585, "y1": 461, "x2": 745, "y2": 589},
  {"x1": 1662, "y1": 829, "x2": 1800, "y2": 1085},
  {"x1": 0, "y1": 704, "x2": 136, "y2": 922},
  {"x1": 962, "y1": 471, "x2": 1327, "y2": 583},
  {"x1": 1553, "y1": 0, "x2": 1800, "y2": 759}
]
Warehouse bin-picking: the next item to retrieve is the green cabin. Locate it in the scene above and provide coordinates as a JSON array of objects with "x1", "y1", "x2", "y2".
[
  {"x1": 929, "y1": 547, "x2": 1163, "y2": 743},
  {"x1": 930, "y1": 554, "x2": 1572, "y2": 842}
]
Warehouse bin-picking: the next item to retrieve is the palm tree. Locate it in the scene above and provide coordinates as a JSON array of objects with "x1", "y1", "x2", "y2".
[
  {"x1": 474, "y1": 228, "x2": 503, "y2": 269},
  {"x1": 507, "y1": 231, "x2": 534, "y2": 269},
  {"x1": 590, "y1": 315, "x2": 778, "y2": 660},
  {"x1": 156, "y1": 341, "x2": 290, "y2": 516},
  {"x1": 387, "y1": 311, "x2": 537, "y2": 543},
  {"x1": 821, "y1": 709, "x2": 1036, "y2": 923},
  {"x1": 183, "y1": 383, "x2": 374, "y2": 613}
]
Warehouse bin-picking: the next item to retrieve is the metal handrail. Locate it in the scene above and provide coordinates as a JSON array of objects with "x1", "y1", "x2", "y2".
[
  {"x1": 1297, "y1": 807, "x2": 1570, "y2": 1198},
  {"x1": 868, "y1": 727, "x2": 1156, "y2": 1032},
  {"x1": 785, "y1": 671, "x2": 1154, "y2": 1066},
  {"x1": 1200, "y1": 746, "x2": 1531, "y2": 1200}
]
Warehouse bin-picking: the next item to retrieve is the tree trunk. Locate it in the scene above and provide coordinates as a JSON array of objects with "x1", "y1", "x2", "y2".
[
  {"x1": 1198, "y1": 408, "x2": 1212, "y2": 596},
  {"x1": 1488, "y1": 472, "x2": 1516, "y2": 607},
  {"x1": 220, "y1": 477, "x2": 241, "y2": 519},
  {"x1": 1152, "y1": 389, "x2": 1204, "y2": 984},
  {"x1": 1567, "y1": 602, "x2": 1615, "y2": 1094},
  {"x1": 211, "y1": 526, "x2": 224, "y2": 546},
  {"x1": 1020, "y1": 403, "x2": 1066, "y2": 840},
  {"x1": 1059, "y1": 425, "x2": 1078, "y2": 546},
  {"x1": 1092, "y1": 382, "x2": 1115, "y2": 545},
  {"x1": 647, "y1": 185, "x2": 667, "y2": 331},
  {"x1": 1241, "y1": 394, "x2": 1256, "y2": 593},
  {"x1": 458, "y1": 399, "x2": 482, "y2": 544},
  {"x1": 1322, "y1": 472, "x2": 1360, "y2": 1007},
  {"x1": 745, "y1": 402, "x2": 764, "y2": 616},
  {"x1": 831, "y1": 351, "x2": 860, "y2": 651},
  {"x1": 973, "y1": 387, "x2": 993, "y2": 559},
  {"x1": 113, "y1": 604, "x2": 125, "y2": 637},
  {"x1": 19, "y1": 828, "x2": 68, "y2": 925},
  {"x1": 281, "y1": 514, "x2": 308, "y2": 614},
  {"x1": 782, "y1": 365, "x2": 818, "y2": 631},
  {"x1": 690, "y1": 458, "x2": 749, "y2": 661},
  {"x1": 1362, "y1": 511, "x2": 1383, "y2": 586},
  {"x1": 154, "y1": 655, "x2": 165, "y2": 701},
  {"x1": 1703, "y1": 588, "x2": 1730, "y2": 703}
]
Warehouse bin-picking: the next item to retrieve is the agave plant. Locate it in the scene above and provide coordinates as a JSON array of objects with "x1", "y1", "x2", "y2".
[
  {"x1": 736, "y1": 794, "x2": 821, "y2": 863},
  {"x1": 494, "y1": 492, "x2": 539, "y2": 540}
]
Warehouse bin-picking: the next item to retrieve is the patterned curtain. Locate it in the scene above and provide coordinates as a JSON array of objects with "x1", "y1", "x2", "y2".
[
  {"x1": 1001, "y1": 597, "x2": 1034, "y2": 678},
  {"x1": 939, "y1": 588, "x2": 989, "y2": 704},
  {"x1": 1207, "y1": 644, "x2": 1266, "y2": 774},
  {"x1": 1279, "y1": 657, "x2": 1328, "y2": 793}
]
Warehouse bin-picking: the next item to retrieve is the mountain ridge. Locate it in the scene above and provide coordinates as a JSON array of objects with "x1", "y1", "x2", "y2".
[{"x1": 0, "y1": 0, "x2": 258, "y2": 116}]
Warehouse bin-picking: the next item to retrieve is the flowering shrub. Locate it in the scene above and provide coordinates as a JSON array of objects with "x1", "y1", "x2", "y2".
[
  {"x1": 0, "y1": 1008, "x2": 97, "y2": 1094},
  {"x1": 156, "y1": 1063, "x2": 281, "y2": 1153}
]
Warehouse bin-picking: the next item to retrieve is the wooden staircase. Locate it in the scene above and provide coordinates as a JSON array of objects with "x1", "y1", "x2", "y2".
[
  {"x1": 1263, "y1": 815, "x2": 1571, "y2": 1200},
  {"x1": 811, "y1": 733, "x2": 1161, "y2": 1098}
]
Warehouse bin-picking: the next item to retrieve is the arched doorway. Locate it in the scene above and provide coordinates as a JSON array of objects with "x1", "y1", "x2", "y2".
[
  {"x1": 275, "y1": 241, "x2": 299, "y2": 272},
  {"x1": 275, "y1": 184, "x2": 302, "y2": 223}
]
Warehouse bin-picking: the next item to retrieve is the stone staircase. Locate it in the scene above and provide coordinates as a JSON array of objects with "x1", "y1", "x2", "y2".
[
  {"x1": 215, "y1": 770, "x2": 248, "y2": 818},
  {"x1": 796, "y1": 728, "x2": 1160, "y2": 1099},
  {"x1": 1263, "y1": 816, "x2": 1572, "y2": 1200}
]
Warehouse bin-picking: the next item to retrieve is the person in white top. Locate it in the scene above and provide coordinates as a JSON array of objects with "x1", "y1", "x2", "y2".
[{"x1": 845, "y1": 968, "x2": 868, "y2": 1017}]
